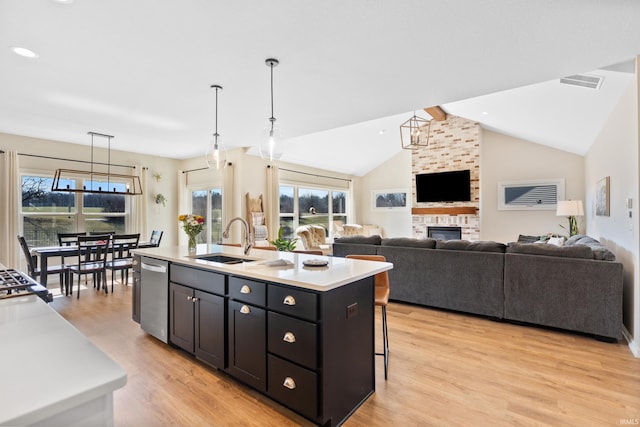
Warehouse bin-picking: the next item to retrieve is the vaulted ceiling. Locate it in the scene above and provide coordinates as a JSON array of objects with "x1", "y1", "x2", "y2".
[{"x1": 1, "y1": 1, "x2": 639, "y2": 176}]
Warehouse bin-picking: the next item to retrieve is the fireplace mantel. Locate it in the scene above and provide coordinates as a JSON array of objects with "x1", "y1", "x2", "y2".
[{"x1": 411, "y1": 207, "x2": 478, "y2": 216}]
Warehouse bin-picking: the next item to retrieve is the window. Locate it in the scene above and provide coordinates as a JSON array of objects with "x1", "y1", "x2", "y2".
[
  {"x1": 21, "y1": 174, "x2": 130, "y2": 247},
  {"x1": 190, "y1": 187, "x2": 223, "y2": 244},
  {"x1": 278, "y1": 184, "x2": 348, "y2": 240}
]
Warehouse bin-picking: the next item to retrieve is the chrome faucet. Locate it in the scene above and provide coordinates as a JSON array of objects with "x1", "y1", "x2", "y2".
[{"x1": 222, "y1": 217, "x2": 253, "y2": 255}]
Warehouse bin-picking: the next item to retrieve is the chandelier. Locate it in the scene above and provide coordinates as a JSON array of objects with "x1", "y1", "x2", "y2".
[
  {"x1": 400, "y1": 111, "x2": 431, "y2": 150},
  {"x1": 52, "y1": 132, "x2": 143, "y2": 195}
]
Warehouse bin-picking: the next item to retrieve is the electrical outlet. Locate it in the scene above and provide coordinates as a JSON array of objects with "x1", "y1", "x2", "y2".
[{"x1": 346, "y1": 303, "x2": 358, "y2": 318}]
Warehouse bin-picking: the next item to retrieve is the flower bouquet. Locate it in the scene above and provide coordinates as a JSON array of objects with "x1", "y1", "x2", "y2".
[{"x1": 179, "y1": 214, "x2": 205, "y2": 253}]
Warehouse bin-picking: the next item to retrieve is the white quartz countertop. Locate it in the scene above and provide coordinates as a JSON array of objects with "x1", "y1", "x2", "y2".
[
  {"x1": 133, "y1": 244, "x2": 392, "y2": 291},
  {"x1": 0, "y1": 295, "x2": 127, "y2": 426}
]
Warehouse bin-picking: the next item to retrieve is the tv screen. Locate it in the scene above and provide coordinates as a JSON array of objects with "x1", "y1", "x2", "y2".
[{"x1": 416, "y1": 169, "x2": 471, "y2": 203}]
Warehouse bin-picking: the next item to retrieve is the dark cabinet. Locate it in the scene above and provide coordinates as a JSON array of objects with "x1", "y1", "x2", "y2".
[
  {"x1": 195, "y1": 290, "x2": 225, "y2": 368},
  {"x1": 169, "y1": 266, "x2": 226, "y2": 369},
  {"x1": 169, "y1": 283, "x2": 194, "y2": 351},
  {"x1": 161, "y1": 261, "x2": 374, "y2": 426},
  {"x1": 228, "y1": 277, "x2": 267, "y2": 392}
]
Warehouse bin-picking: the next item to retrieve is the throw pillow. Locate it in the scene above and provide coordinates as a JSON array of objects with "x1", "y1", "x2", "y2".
[
  {"x1": 517, "y1": 234, "x2": 540, "y2": 244},
  {"x1": 547, "y1": 236, "x2": 565, "y2": 247}
]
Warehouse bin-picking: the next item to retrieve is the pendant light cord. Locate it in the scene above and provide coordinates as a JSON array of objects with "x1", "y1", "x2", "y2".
[
  {"x1": 215, "y1": 86, "x2": 219, "y2": 138},
  {"x1": 270, "y1": 61, "x2": 275, "y2": 126}
]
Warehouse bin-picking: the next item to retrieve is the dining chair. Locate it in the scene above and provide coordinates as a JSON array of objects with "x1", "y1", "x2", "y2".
[
  {"x1": 68, "y1": 234, "x2": 111, "y2": 299},
  {"x1": 17, "y1": 235, "x2": 69, "y2": 295},
  {"x1": 346, "y1": 254, "x2": 390, "y2": 380},
  {"x1": 59, "y1": 232, "x2": 88, "y2": 288},
  {"x1": 105, "y1": 233, "x2": 140, "y2": 292},
  {"x1": 149, "y1": 230, "x2": 163, "y2": 247}
]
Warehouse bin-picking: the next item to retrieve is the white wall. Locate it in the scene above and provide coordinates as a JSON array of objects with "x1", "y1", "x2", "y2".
[
  {"x1": 480, "y1": 130, "x2": 585, "y2": 243},
  {"x1": 584, "y1": 68, "x2": 639, "y2": 348},
  {"x1": 358, "y1": 150, "x2": 412, "y2": 237}
]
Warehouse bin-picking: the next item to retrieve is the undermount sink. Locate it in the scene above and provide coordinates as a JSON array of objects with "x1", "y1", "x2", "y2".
[{"x1": 195, "y1": 254, "x2": 256, "y2": 265}]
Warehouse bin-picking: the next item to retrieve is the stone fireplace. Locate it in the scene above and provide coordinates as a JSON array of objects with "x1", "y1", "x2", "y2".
[{"x1": 412, "y1": 115, "x2": 480, "y2": 240}]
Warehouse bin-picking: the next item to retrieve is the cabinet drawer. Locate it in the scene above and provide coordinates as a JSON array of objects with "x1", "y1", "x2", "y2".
[
  {"x1": 229, "y1": 276, "x2": 266, "y2": 306},
  {"x1": 267, "y1": 354, "x2": 317, "y2": 420},
  {"x1": 268, "y1": 285, "x2": 317, "y2": 321},
  {"x1": 268, "y1": 312, "x2": 317, "y2": 369},
  {"x1": 170, "y1": 264, "x2": 225, "y2": 295}
]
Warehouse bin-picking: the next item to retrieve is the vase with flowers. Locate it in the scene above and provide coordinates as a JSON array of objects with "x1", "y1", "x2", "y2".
[{"x1": 179, "y1": 214, "x2": 205, "y2": 254}]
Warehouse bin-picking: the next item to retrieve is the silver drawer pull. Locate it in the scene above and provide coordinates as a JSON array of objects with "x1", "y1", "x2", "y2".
[
  {"x1": 283, "y1": 295, "x2": 296, "y2": 306},
  {"x1": 283, "y1": 377, "x2": 296, "y2": 390},
  {"x1": 186, "y1": 296, "x2": 192, "y2": 301},
  {"x1": 283, "y1": 332, "x2": 296, "y2": 343},
  {"x1": 240, "y1": 285, "x2": 251, "y2": 294},
  {"x1": 240, "y1": 305, "x2": 251, "y2": 314}
]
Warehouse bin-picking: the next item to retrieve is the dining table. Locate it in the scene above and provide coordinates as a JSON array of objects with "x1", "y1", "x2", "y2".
[{"x1": 31, "y1": 240, "x2": 156, "y2": 288}]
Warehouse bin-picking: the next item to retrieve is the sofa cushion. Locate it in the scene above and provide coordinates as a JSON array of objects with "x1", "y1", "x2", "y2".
[
  {"x1": 565, "y1": 234, "x2": 616, "y2": 261},
  {"x1": 381, "y1": 237, "x2": 436, "y2": 249},
  {"x1": 334, "y1": 235, "x2": 382, "y2": 245},
  {"x1": 517, "y1": 234, "x2": 541, "y2": 244},
  {"x1": 506, "y1": 242, "x2": 593, "y2": 259},
  {"x1": 467, "y1": 241, "x2": 507, "y2": 253},
  {"x1": 435, "y1": 240, "x2": 471, "y2": 250},
  {"x1": 435, "y1": 240, "x2": 506, "y2": 253}
]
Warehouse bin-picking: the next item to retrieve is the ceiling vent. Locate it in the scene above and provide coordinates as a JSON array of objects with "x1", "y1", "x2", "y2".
[{"x1": 559, "y1": 74, "x2": 603, "y2": 90}]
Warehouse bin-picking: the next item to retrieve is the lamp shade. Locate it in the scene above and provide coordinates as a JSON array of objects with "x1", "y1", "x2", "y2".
[{"x1": 556, "y1": 200, "x2": 584, "y2": 217}]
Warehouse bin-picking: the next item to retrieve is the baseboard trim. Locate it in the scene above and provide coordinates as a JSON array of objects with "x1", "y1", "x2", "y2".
[{"x1": 622, "y1": 326, "x2": 639, "y2": 357}]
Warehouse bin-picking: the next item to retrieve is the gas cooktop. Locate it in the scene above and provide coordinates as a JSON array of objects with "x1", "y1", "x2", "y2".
[{"x1": 0, "y1": 269, "x2": 53, "y2": 302}]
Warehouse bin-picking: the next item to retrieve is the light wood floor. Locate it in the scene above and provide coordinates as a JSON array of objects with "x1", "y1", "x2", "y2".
[{"x1": 50, "y1": 281, "x2": 640, "y2": 427}]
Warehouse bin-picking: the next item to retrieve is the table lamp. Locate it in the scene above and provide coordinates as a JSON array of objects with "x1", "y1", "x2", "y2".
[{"x1": 556, "y1": 200, "x2": 584, "y2": 236}]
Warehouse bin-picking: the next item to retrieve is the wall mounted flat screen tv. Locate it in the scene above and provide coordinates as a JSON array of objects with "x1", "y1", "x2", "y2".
[{"x1": 416, "y1": 169, "x2": 471, "y2": 203}]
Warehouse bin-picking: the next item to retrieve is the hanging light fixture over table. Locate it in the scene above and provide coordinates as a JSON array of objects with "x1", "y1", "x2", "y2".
[
  {"x1": 259, "y1": 58, "x2": 283, "y2": 163},
  {"x1": 400, "y1": 111, "x2": 431, "y2": 150},
  {"x1": 205, "y1": 84, "x2": 227, "y2": 170},
  {"x1": 52, "y1": 132, "x2": 143, "y2": 195}
]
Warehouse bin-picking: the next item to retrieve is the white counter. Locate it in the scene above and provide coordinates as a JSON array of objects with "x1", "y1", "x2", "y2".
[
  {"x1": 133, "y1": 244, "x2": 392, "y2": 291},
  {"x1": 0, "y1": 295, "x2": 127, "y2": 426}
]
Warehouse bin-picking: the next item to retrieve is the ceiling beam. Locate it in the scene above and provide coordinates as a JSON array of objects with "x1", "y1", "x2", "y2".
[{"x1": 424, "y1": 106, "x2": 447, "y2": 121}]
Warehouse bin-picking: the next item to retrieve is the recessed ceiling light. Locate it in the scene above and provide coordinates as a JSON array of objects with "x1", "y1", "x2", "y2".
[
  {"x1": 481, "y1": 111, "x2": 489, "y2": 116},
  {"x1": 52, "y1": 0, "x2": 74, "y2": 3},
  {"x1": 11, "y1": 47, "x2": 39, "y2": 58},
  {"x1": 378, "y1": 129, "x2": 386, "y2": 135}
]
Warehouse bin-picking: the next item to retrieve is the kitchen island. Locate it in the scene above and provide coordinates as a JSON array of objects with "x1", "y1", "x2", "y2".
[
  {"x1": 133, "y1": 244, "x2": 392, "y2": 426},
  {"x1": 0, "y1": 294, "x2": 127, "y2": 426}
]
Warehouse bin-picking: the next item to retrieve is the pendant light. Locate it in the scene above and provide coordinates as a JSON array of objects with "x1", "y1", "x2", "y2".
[
  {"x1": 259, "y1": 58, "x2": 283, "y2": 163},
  {"x1": 400, "y1": 111, "x2": 431, "y2": 150},
  {"x1": 205, "y1": 84, "x2": 227, "y2": 170}
]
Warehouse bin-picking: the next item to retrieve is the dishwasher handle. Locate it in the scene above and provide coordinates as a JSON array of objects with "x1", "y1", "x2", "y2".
[{"x1": 141, "y1": 261, "x2": 168, "y2": 273}]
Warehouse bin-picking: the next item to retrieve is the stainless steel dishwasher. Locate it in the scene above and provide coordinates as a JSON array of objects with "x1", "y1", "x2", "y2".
[{"x1": 140, "y1": 257, "x2": 169, "y2": 343}]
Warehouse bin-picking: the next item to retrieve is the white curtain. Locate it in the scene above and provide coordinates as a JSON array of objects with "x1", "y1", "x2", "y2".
[
  {"x1": 0, "y1": 151, "x2": 20, "y2": 268},
  {"x1": 132, "y1": 166, "x2": 149, "y2": 240},
  {"x1": 265, "y1": 164, "x2": 280, "y2": 241},
  {"x1": 348, "y1": 178, "x2": 356, "y2": 224},
  {"x1": 222, "y1": 163, "x2": 234, "y2": 229},
  {"x1": 177, "y1": 170, "x2": 188, "y2": 246}
]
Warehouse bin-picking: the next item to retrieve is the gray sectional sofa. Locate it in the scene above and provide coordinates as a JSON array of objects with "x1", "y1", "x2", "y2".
[{"x1": 333, "y1": 234, "x2": 624, "y2": 341}]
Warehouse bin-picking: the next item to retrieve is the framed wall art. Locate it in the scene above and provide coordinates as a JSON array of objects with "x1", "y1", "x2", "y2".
[
  {"x1": 371, "y1": 189, "x2": 409, "y2": 211},
  {"x1": 595, "y1": 176, "x2": 610, "y2": 216}
]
